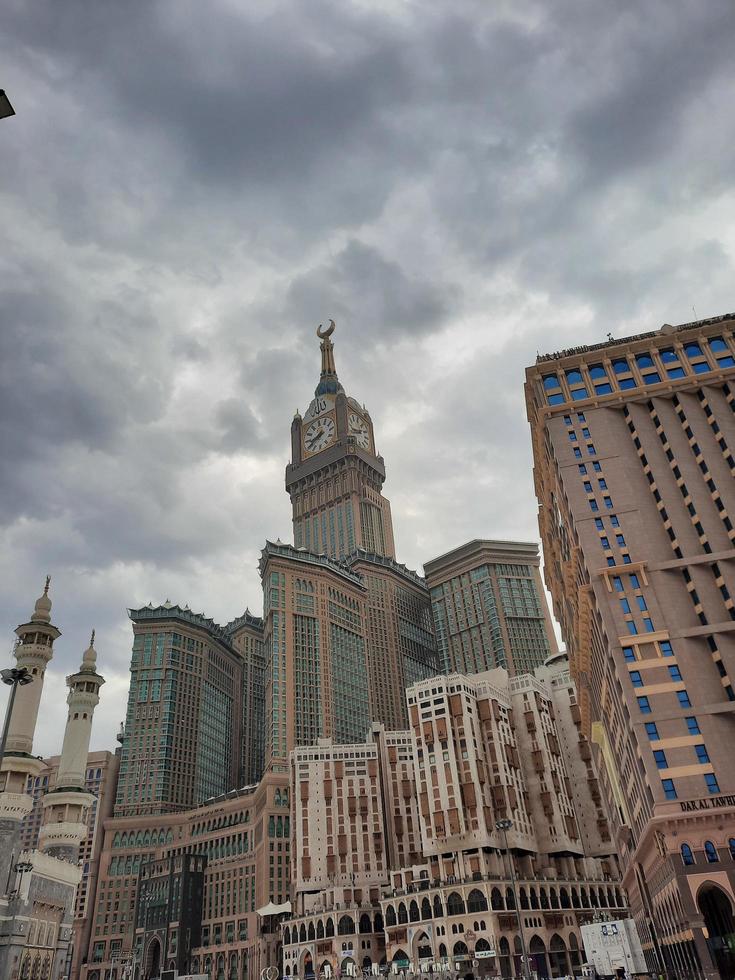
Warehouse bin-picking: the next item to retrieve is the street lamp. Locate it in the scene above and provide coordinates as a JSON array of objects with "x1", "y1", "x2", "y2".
[
  {"x1": 495, "y1": 819, "x2": 531, "y2": 980},
  {"x1": 0, "y1": 90, "x2": 15, "y2": 119},
  {"x1": 0, "y1": 667, "x2": 33, "y2": 766}
]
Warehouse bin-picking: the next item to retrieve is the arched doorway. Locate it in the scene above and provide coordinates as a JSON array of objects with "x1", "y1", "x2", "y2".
[
  {"x1": 415, "y1": 932, "x2": 432, "y2": 964},
  {"x1": 303, "y1": 952, "x2": 315, "y2": 979},
  {"x1": 548, "y1": 935, "x2": 569, "y2": 978},
  {"x1": 529, "y1": 936, "x2": 548, "y2": 979},
  {"x1": 698, "y1": 884, "x2": 735, "y2": 980},
  {"x1": 392, "y1": 949, "x2": 410, "y2": 973},
  {"x1": 144, "y1": 938, "x2": 162, "y2": 980}
]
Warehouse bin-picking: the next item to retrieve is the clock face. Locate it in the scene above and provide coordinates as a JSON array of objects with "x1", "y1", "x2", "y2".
[
  {"x1": 348, "y1": 412, "x2": 371, "y2": 450},
  {"x1": 304, "y1": 416, "x2": 336, "y2": 454}
]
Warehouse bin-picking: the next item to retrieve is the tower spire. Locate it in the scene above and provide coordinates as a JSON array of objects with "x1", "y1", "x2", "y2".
[{"x1": 315, "y1": 319, "x2": 343, "y2": 395}]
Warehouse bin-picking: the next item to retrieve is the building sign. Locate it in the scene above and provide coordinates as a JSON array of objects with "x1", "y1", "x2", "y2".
[
  {"x1": 680, "y1": 794, "x2": 735, "y2": 812},
  {"x1": 476, "y1": 951, "x2": 496, "y2": 959}
]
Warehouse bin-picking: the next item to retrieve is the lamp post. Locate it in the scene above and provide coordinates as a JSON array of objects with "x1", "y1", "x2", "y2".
[
  {"x1": 495, "y1": 819, "x2": 531, "y2": 980},
  {"x1": 0, "y1": 666, "x2": 33, "y2": 766},
  {"x1": 0, "y1": 90, "x2": 15, "y2": 120}
]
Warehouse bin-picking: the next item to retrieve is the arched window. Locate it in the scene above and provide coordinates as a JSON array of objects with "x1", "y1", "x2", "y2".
[
  {"x1": 433, "y1": 896, "x2": 443, "y2": 918},
  {"x1": 491, "y1": 887, "x2": 503, "y2": 910},
  {"x1": 446, "y1": 892, "x2": 465, "y2": 916},
  {"x1": 409, "y1": 900, "x2": 420, "y2": 922},
  {"x1": 359, "y1": 914, "x2": 371, "y2": 934},
  {"x1": 325, "y1": 919, "x2": 334, "y2": 937},
  {"x1": 729, "y1": 839, "x2": 735, "y2": 861},
  {"x1": 316, "y1": 921, "x2": 324, "y2": 940},
  {"x1": 386, "y1": 907, "x2": 396, "y2": 927},
  {"x1": 467, "y1": 889, "x2": 488, "y2": 913},
  {"x1": 338, "y1": 915, "x2": 354, "y2": 936},
  {"x1": 681, "y1": 844, "x2": 695, "y2": 866},
  {"x1": 705, "y1": 841, "x2": 720, "y2": 863},
  {"x1": 421, "y1": 898, "x2": 432, "y2": 920},
  {"x1": 283, "y1": 927, "x2": 291, "y2": 945},
  {"x1": 398, "y1": 903, "x2": 408, "y2": 924}
]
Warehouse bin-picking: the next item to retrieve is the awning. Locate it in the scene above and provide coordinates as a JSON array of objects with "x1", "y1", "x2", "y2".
[{"x1": 256, "y1": 900, "x2": 292, "y2": 917}]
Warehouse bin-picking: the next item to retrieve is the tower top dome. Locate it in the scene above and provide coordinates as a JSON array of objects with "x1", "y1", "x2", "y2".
[
  {"x1": 81, "y1": 629, "x2": 98, "y2": 671},
  {"x1": 31, "y1": 575, "x2": 53, "y2": 624},
  {"x1": 315, "y1": 319, "x2": 344, "y2": 397}
]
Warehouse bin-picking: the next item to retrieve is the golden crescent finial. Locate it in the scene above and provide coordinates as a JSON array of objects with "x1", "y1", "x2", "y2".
[{"x1": 316, "y1": 319, "x2": 335, "y2": 339}]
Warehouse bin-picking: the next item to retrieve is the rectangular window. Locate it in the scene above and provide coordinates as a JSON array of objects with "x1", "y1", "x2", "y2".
[
  {"x1": 612, "y1": 358, "x2": 630, "y2": 374},
  {"x1": 564, "y1": 415, "x2": 572, "y2": 426},
  {"x1": 637, "y1": 696, "x2": 651, "y2": 714},
  {"x1": 583, "y1": 480, "x2": 592, "y2": 492},
  {"x1": 578, "y1": 464, "x2": 587, "y2": 474},
  {"x1": 590, "y1": 499, "x2": 599, "y2": 512},
  {"x1": 630, "y1": 573, "x2": 640, "y2": 589},
  {"x1": 593, "y1": 461, "x2": 602, "y2": 472},
  {"x1": 613, "y1": 576, "x2": 623, "y2": 592},
  {"x1": 577, "y1": 412, "x2": 586, "y2": 422},
  {"x1": 636, "y1": 595, "x2": 647, "y2": 611},
  {"x1": 611, "y1": 515, "x2": 620, "y2": 527},
  {"x1": 588, "y1": 444, "x2": 597, "y2": 455},
  {"x1": 574, "y1": 447, "x2": 582, "y2": 459},
  {"x1": 620, "y1": 598, "x2": 631, "y2": 613},
  {"x1": 653, "y1": 749, "x2": 668, "y2": 769},
  {"x1": 598, "y1": 478, "x2": 607, "y2": 489},
  {"x1": 616, "y1": 534, "x2": 626, "y2": 546},
  {"x1": 662, "y1": 778, "x2": 677, "y2": 800},
  {"x1": 627, "y1": 621, "x2": 639, "y2": 635},
  {"x1": 572, "y1": 387, "x2": 589, "y2": 401},
  {"x1": 622, "y1": 554, "x2": 632, "y2": 564},
  {"x1": 569, "y1": 431, "x2": 578, "y2": 441},
  {"x1": 619, "y1": 377, "x2": 637, "y2": 390},
  {"x1": 601, "y1": 536, "x2": 610, "y2": 548},
  {"x1": 595, "y1": 382, "x2": 613, "y2": 394},
  {"x1": 660, "y1": 640, "x2": 674, "y2": 657},
  {"x1": 705, "y1": 773, "x2": 720, "y2": 794},
  {"x1": 643, "y1": 617, "x2": 655, "y2": 632},
  {"x1": 677, "y1": 690, "x2": 692, "y2": 708},
  {"x1": 595, "y1": 518, "x2": 604, "y2": 530},
  {"x1": 623, "y1": 646, "x2": 636, "y2": 663},
  {"x1": 604, "y1": 495, "x2": 613, "y2": 509},
  {"x1": 668, "y1": 665, "x2": 682, "y2": 681},
  {"x1": 607, "y1": 557, "x2": 616, "y2": 567},
  {"x1": 686, "y1": 716, "x2": 700, "y2": 735},
  {"x1": 695, "y1": 744, "x2": 710, "y2": 764},
  {"x1": 630, "y1": 671, "x2": 643, "y2": 688},
  {"x1": 582, "y1": 427, "x2": 590, "y2": 438},
  {"x1": 645, "y1": 722, "x2": 659, "y2": 740}
]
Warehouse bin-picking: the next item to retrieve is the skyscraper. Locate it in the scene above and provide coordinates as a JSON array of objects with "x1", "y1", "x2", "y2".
[
  {"x1": 115, "y1": 603, "x2": 264, "y2": 817},
  {"x1": 526, "y1": 313, "x2": 735, "y2": 979},
  {"x1": 424, "y1": 538, "x2": 558, "y2": 675},
  {"x1": 263, "y1": 324, "x2": 439, "y2": 769}
]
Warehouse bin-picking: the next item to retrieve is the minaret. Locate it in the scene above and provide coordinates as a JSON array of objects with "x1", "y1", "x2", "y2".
[
  {"x1": 39, "y1": 631, "x2": 105, "y2": 861},
  {"x1": 0, "y1": 579, "x2": 59, "y2": 812}
]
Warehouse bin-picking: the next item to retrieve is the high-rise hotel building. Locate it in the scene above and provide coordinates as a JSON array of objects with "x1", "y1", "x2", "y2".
[
  {"x1": 262, "y1": 324, "x2": 438, "y2": 770},
  {"x1": 526, "y1": 314, "x2": 735, "y2": 979},
  {"x1": 115, "y1": 603, "x2": 265, "y2": 816},
  {"x1": 425, "y1": 538, "x2": 558, "y2": 675}
]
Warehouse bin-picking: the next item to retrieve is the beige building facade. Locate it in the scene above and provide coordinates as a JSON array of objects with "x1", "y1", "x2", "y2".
[
  {"x1": 283, "y1": 657, "x2": 627, "y2": 980},
  {"x1": 526, "y1": 313, "x2": 735, "y2": 979}
]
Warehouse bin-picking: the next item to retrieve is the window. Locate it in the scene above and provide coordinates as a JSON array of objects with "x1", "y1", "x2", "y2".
[
  {"x1": 686, "y1": 716, "x2": 700, "y2": 735},
  {"x1": 601, "y1": 536, "x2": 610, "y2": 548},
  {"x1": 611, "y1": 515, "x2": 620, "y2": 527},
  {"x1": 695, "y1": 744, "x2": 710, "y2": 764},
  {"x1": 583, "y1": 480, "x2": 592, "y2": 492},
  {"x1": 543, "y1": 374, "x2": 561, "y2": 391},
  {"x1": 645, "y1": 722, "x2": 659, "y2": 740},
  {"x1": 705, "y1": 774, "x2": 720, "y2": 794},
  {"x1": 636, "y1": 597, "x2": 647, "y2": 615},
  {"x1": 604, "y1": 496, "x2": 613, "y2": 509},
  {"x1": 613, "y1": 576, "x2": 624, "y2": 592},
  {"x1": 589, "y1": 364, "x2": 606, "y2": 380},
  {"x1": 574, "y1": 447, "x2": 582, "y2": 459},
  {"x1": 643, "y1": 617, "x2": 655, "y2": 632},
  {"x1": 590, "y1": 500, "x2": 599, "y2": 513},
  {"x1": 693, "y1": 360, "x2": 711, "y2": 374},
  {"x1": 595, "y1": 382, "x2": 613, "y2": 394},
  {"x1": 660, "y1": 640, "x2": 674, "y2": 657},
  {"x1": 704, "y1": 840, "x2": 719, "y2": 861},
  {"x1": 669, "y1": 666, "x2": 683, "y2": 682},
  {"x1": 582, "y1": 427, "x2": 591, "y2": 438},
  {"x1": 623, "y1": 646, "x2": 636, "y2": 663},
  {"x1": 636, "y1": 353, "x2": 654, "y2": 370},
  {"x1": 653, "y1": 749, "x2": 667, "y2": 769},
  {"x1": 637, "y1": 696, "x2": 651, "y2": 714},
  {"x1": 593, "y1": 461, "x2": 602, "y2": 472},
  {"x1": 643, "y1": 372, "x2": 661, "y2": 384},
  {"x1": 572, "y1": 387, "x2": 589, "y2": 401},
  {"x1": 598, "y1": 478, "x2": 607, "y2": 489},
  {"x1": 677, "y1": 690, "x2": 692, "y2": 708},
  {"x1": 681, "y1": 843, "x2": 695, "y2": 866},
  {"x1": 627, "y1": 621, "x2": 639, "y2": 635},
  {"x1": 577, "y1": 412, "x2": 586, "y2": 422},
  {"x1": 607, "y1": 557, "x2": 616, "y2": 567},
  {"x1": 619, "y1": 376, "x2": 637, "y2": 389},
  {"x1": 564, "y1": 415, "x2": 572, "y2": 426},
  {"x1": 709, "y1": 337, "x2": 728, "y2": 353},
  {"x1": 662, "y1": 779, "x2": 677, "y2": 800},
  {"x1": 569, "y1": 431, "x2": 578, "y2": 441},
  {"x1": 622, "y1": 554, "x2": 632, "y2": 564},
  {"x1": 616, "y1": 534, "x2": 626, "y2": 546},
  {"x1": 578, "y1": 464, "x2": 587, "y2": 475},
  {"x1": 667, "y1": 366, "x2": 686, "y2": 379},
  {"x1": 566, "y1": 369, "x2": 583, "y2": 385},
  {"x1": 620, "y1": 598, "x2": 631, "y2": 613},
  {"x1": 548, "y1": 392, "x2": 565, "y2": 405},
  {"x1": 595, "y1": 518, "x2": 604, "y2": 530},
  {"x1": 729, "y1": 839, "x2": 735, "y2": 860},
  {"x1": 660, "y1": 347, "x2": 679, "y2": 364},
  {"x1": 612, "y1": 358, "x2": 630, "y2": 374},
  {"x1": 587, "y1": 444, "x2": 596, "y2": 455},
  {"x1": 630, "y1": 671, "x2": 643, "y2": 688},
  {"x1": 630, "y1": 574, "x2": 640, "y2": 589},
  {"x1": 684, "y1": 342, "x2": 703, "y2": 359}
]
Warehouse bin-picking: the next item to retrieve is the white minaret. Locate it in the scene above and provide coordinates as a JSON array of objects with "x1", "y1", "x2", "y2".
[
  {"x1": 39, "y1": 631, "x2": 105, "y2": 861},
  {"x1": 0, "y1": 578, "x2": 59, "y2": 818}
]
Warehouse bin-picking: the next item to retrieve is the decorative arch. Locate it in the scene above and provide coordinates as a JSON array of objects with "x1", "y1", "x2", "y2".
[
  {"x1": 359, "y1": 914, "x2": 372, "y2": 934},
  {"x1": 398, "y1": 902, "x2": 408, "y2": 924},
  {"x1": 338, "y1": 915, "x2": 354, "y2": 936},
  {"x1": 705, "y1": 841, "x2": 720, "y2": 863},
  {"x1": 409, "y1": 900, "x2": 420, "y2": 922},
  {"x1": 467, "y1": 888, "x2": 488, "y2": 913},
  {"x1": 421, "y1": 897, "x2": 432, "y2": 920},
  {"x1": 446, "y1": 891, "x2": 465, "y2": 916},
  {"x1": 385, "y1": 906, "x2": 396, "y2": 927}
]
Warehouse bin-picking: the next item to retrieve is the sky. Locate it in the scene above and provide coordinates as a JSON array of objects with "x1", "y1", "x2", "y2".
[{"x1": 2, "y1": 0, "x2": 735, "y2": 756}]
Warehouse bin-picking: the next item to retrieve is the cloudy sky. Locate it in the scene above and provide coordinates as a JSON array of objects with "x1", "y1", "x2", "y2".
[{"x1": 2, "y1": 0, "x2": 735, "y2": 755}]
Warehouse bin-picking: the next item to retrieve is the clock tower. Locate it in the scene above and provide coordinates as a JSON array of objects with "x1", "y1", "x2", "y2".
[{"x1": 286, "y1": 321, "x2": 395, "y2": 559}]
